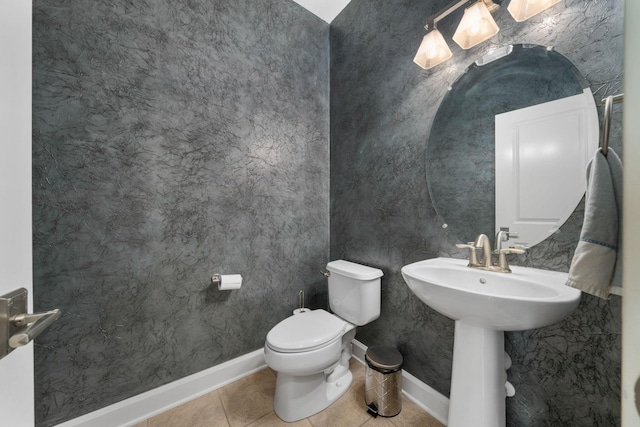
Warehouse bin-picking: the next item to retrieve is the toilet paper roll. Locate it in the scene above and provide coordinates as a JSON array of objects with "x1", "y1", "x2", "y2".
[{"x1": 218, "y1": 274, "x2": 242, "y2": 290}]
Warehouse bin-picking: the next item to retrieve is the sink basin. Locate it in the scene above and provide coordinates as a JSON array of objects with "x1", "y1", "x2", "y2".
[
  {"x1": 401, "y1": 257, "x2": 581, "y2": 427},
  {"x1": 401, "y1": 257, "x2": 581, "y2": 331}
]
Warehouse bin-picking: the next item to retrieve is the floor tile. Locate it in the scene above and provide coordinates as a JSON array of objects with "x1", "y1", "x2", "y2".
[
  {"x1": 360, "y1": 397, "x2": 445, "y2": 427},
  {"x1": 389, "y1": 399, "x2": 445, "y2": 427},
  {"x1": 137, "y1": 357, "x2": 443, "y2": 427},
  {"x1": 219, "y1": 368, "x2": 276, "y2": 427},
  {"x1": 247, "y1": 411, "x2": 313, "y2": 426},
  {"x1": 147, "y1": 389, "x2": 228, "y2": 427},
  {"x1": 361, "y1": 415, "x2": 396, "y2": 427}
]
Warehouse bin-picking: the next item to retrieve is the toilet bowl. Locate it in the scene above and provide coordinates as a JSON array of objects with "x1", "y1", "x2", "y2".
[
  {"x1": 264, "y1": 309, "x2": 356, "y2": 422},
  {"x1": 264, "y1": 260, "x2": 383, "y2": 422}
]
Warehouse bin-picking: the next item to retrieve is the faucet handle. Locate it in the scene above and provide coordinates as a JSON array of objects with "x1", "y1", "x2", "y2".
[
  {"x1": 455, "y1": 242, "x2": 474, "y2": 249},
  {"x1": 507, "y1": 245, "x2": 526, "y2": 254},
  {"x1": 456, "y1": 243, "x2": 481, "y2": 267},
  {"x1": 496, "y1": 246, "x2": 526, "y2": 273},
  {"x1": 500, "y1": 246, "x2": 526, "y2": 255}
]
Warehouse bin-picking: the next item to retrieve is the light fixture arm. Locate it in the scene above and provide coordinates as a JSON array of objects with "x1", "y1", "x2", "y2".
[{"x1": 426, "y1": 0, "x2": 469, "y2": 31}]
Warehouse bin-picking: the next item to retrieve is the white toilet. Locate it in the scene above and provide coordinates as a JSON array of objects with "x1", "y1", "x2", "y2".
[{"x1": 264, "y1": 260, "x2": 383, "y2": 422}]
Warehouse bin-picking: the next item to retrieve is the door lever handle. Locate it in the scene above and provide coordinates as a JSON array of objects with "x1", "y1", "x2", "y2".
[
  {"x1": 12, "y1": 310, "x2": 59, "y2": 327},
  {"x1": 9, "y1": 309, "x2": 61, "y2": 348},
  {"x1": 1, "y1": 288, "x2": 61, "y2": 359}
]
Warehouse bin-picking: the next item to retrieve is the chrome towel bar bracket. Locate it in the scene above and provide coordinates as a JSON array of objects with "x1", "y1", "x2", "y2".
[
  {"x1": 600, "y1": 93, "x2": 624, "y2": 156},
  {"x1": 0, "y1": 288, "x2": 61, "y2": 360}
]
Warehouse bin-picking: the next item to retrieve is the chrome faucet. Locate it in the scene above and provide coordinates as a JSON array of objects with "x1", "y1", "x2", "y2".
[{"x1": 456, "y1": 231, "x2": 526, "y2": 273}]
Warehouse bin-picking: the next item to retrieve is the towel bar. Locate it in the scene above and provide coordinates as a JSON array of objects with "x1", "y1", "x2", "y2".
[{"x1": 600, "y1": 93, "x2": 624, "y2": 156}]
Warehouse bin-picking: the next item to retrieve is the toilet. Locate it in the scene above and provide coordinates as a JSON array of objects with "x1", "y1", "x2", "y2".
[{"x1": 264, "y1": 260, "x2": 383, "y2": 422}]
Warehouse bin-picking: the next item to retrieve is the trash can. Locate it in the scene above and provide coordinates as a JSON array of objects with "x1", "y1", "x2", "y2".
[{"x1": 364, "y1": 346, "x2": 403, "y2": 417}]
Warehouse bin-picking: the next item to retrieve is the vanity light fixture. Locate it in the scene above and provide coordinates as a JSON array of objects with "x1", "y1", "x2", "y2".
[
  {"x1": 452, "y1": 1, "x2": 500, "y2": 49},
  {"x1": 413, "y1": 28, "x2": 453, "y2": 69},
  {"x1": 413, "y1": 0, "x2": 500, "y2": 70},
  {"x1": 507, "y1": 0, "x2": 561, "y2": 22},
  {"x1": 414, "y1": 0, "x2": 562, "y2": 69}
]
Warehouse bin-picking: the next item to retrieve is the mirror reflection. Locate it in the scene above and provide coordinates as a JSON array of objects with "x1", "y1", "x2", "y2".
[{"x1": 426, "y1": 44, "x2": 598, "y2": 247}]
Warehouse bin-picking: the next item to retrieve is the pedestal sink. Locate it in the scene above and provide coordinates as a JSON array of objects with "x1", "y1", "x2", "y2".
[{"x1": 401, "y1": 257, "x2": 581, "y2": 427}]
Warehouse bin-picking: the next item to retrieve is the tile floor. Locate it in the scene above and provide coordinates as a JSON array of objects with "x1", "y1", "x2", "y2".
[{"x1": 132, "y1": 359, "x2": 445, "y2": 427}]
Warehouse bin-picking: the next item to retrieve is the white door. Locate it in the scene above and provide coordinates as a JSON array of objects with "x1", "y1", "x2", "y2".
[
  {"x1": 0, "y1": 1, "x2": 34, "y2": 426},
  {"x1": 495, "y1": 89, "x2": 598, "y2": 247}
]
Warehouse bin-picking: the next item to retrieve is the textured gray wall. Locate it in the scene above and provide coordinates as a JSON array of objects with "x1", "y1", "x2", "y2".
[
  {"x1": 32, "y1": 0, "x2": 624, "y2": 425},
  {"x1": 32, "y1": 1, "x2": 328, "y2": 425},
  {"x1": 330, "y1": 0, "x2": 623, "y2": 425}
]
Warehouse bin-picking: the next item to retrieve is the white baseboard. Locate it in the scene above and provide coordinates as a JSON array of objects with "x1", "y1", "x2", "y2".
[
  {"x1": 56, "y1": 349, "x2": 267, "y2": 427},
  {"x1": 351, "y1": 339, "x2": 449, "y2": 425},
  {"x1": 57, "y1": 340, "x2": 449, "y2": 427}
]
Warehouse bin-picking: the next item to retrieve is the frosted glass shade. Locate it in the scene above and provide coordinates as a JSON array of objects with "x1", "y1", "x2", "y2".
[
  {"x1": 507, "y1": 0, "x2": 562, "y2": 22},
  {"x1": 413, "y1": 29, "x2": 453, "y2": 69},
  {"x1": 452, "y1": 1, "x2": 499, "y2": 50}
]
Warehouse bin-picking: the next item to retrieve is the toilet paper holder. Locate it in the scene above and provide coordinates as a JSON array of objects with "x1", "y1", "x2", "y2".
[
  {"x1": 211, "y1": 274, "x2": 243, "y2": 290},
  {"x1": 211, "y1": 274, "x2": 222, "y2": 287}
]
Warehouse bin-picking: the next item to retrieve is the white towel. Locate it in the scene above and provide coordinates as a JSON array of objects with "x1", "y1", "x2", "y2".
[{"x1": 567, "y1": 148, "x2": 623, "y2": 299}]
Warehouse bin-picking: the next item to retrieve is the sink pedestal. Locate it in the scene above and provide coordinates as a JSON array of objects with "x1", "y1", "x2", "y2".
[
  {"x1": 402, "y1": 257, "x2": 582, "y2": 427},
  {"x1": 448, "y1": 321, "x2": 508, "y2": 427}
]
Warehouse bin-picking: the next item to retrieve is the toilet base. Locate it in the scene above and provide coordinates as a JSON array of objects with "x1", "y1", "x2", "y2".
[
  {"x1": 272, "y1": 328, "x2": 357, "y2": 422},
  {"x1": 274, "y1": 364, "x2": 352, "y2": 422}
]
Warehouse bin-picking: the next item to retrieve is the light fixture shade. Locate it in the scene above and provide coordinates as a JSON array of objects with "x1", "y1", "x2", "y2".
[
  {"x1": 413, "y1": 29, "x2": 453, "y2": 69},
  {"x1": 452, "y1": 1, "x2": 500, "y2": 50},
  {"x1": 507, "y1": 0, "x2": 562, "y2": 22}
]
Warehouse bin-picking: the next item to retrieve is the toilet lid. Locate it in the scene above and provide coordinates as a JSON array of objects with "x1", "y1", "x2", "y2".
[{"x1": 266, "y1": 310, "x2": 346, "y2": 353}]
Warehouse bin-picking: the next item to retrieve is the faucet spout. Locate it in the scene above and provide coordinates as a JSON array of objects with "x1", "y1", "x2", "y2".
[
  {"x1": 495, "y1": 230, "x2": 507, "y2": 252},
  {"x1": 474, "y1": 234, "x2": 493, "y2": 268}
]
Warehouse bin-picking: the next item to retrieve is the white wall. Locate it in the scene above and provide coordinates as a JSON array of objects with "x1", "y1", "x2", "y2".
[
  {"x1": 0, "y1": 1, "x2": 34, "y2": 426},
  {"x1": 622, "y1": 2, "x2": 640, "y2": 425},
  {"x1": 291, "y1": 0, "x2": 351, "y2": 23}
]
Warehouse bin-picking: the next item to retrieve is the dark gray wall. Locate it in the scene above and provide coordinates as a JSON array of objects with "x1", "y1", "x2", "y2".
[
  {"x1": 330, "y1": 0, "x2": 623, "y2": 426},
  {"x1": 32, "y1": 1, "x2": 328, "y2": 425}
]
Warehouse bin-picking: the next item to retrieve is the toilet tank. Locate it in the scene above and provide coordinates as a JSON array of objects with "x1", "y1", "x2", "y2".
[{"x1": 326, "y1": 260, "x2": 383, "y2": 326}]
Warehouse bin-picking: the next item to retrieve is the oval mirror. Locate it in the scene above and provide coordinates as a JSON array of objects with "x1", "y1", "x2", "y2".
[{"x1": 426, "y1": 44, "x2": 598, "y2": 247}]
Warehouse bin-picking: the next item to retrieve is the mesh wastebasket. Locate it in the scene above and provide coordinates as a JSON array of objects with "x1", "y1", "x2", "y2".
[{"x1": 365, "y1": 346, "x2": 403, "y2": 417}]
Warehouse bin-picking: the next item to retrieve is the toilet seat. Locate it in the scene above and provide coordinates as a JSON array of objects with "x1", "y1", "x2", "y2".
[{"x1": 266, "y1": 310, "x2": 347, "y2": 353}]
